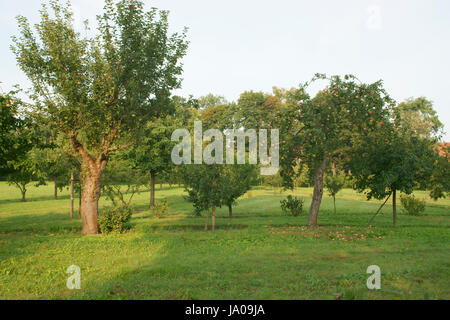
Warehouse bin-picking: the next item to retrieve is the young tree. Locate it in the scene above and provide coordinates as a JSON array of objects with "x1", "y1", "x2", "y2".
[
  {"x1": 6, "y1": 149, "x2": 44, "y2": 202},
  {"x1": 347, "y1": 127, "x2": 436, "y2": 227},
  {"x1": 0, "y1": 91, "x2": 35, "y2": 176},
  {"x1": 12, "y1": 0, "x2": 188, "y2": 234},
  {"x1": 34, "y1": 141, "x2": 75, "y2": 199},
  {"x1": 279, "y1": 74, "x2": 394, "y2": 228},
  {"x1": 181, "y1": 164, "x2": 223, "y2": 231},
  {"x1": 127, "y1": 115, "x2": 179, "y2": 208},
  {"x1": 221, "y1": 164, "x2": 257, "y2": 218},
  {"x1": 324, "y1": 173, "x2": 346, "y2": 215},
  {"x1": 126, "y1": 96, "x2": 197, "y2": 208}
]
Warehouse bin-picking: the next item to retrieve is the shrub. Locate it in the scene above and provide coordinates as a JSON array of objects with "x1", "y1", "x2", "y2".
[
  {"x1": 151, "y1": 200, "x2": 170, "y2": 218},
  {"x1": 400, "y1": 194, "x2": 426, "y2": 216},
  {"x1": 280, "y1": 195, "x2": 304, "y2": 217},
  {"x1": 98, "y1": 206, "x2": 132, "y2": 234}
]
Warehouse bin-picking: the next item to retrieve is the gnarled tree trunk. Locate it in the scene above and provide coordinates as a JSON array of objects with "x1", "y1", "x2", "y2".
[
  {"x1": 80, "y1": 166, "x2": 104, "y2": 235},
  {"x1": 308, "y1": 157, "x2": 328, "y2": 228},
  {"x1": 228, "y1": 204, "x2": 232, "y2": 218},
  {"x1": 69, "y1": 134, "x2": 108, "y2": 235}
]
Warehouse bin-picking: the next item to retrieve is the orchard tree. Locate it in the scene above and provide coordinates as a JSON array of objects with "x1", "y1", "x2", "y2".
[
  {"x1": 279, "y1": 74, "x2": 395, "y2": 228},
  {"x1": 235, "y1": 90, "x2": 279, "y2": 129},
  {"x1": 126, "y1": 95, "x2": 199, "y2": 208},
  {"x1": 12, "y1": 0, "x2": 188, "y2": 234},
  {"x1": 221, "y1": 164, "x2": 257, "y2": 218},
  {"x1": 324, "y1": 173, "x2": 346, "y2": 215},
  {"x1": 396, "y1": 97, "x2": 444, "y2": 138},
  {"x1": 0, "y1": 91, "x2": 35, "y2": 176},
  {"x1": 347, "y1": 126, "x2": 436, "y2": 227},
  {"x1": 127, "y1": 114, "x2": 180, "y2": 208},
  {"x1": 34, "y1": 138, "x2": 77, "y2": 199},
  {"x1": 180, "y1": 164, "x2": 223, "y2": 232},
  {"x1": 7, "y1": 149, "x2": 44, "y2": 202}
]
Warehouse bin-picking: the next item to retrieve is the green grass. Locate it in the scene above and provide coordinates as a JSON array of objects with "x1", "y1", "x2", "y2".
[{"x1": 0, "y1": 181, "x2": 449, "y2": 300}]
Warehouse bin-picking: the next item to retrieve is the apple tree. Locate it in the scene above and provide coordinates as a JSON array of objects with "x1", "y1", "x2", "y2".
[
  {"x1": 278, "y1": 74, "x2": 395, "y2": 228},
  {"x1": 11, "y1": 0, "x2": 188, "y2": 234}
]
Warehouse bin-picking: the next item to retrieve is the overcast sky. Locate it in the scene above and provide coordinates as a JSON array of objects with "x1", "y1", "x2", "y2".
[{"x1": 1, "y1": 0, "x2": 449, "y2": 140}]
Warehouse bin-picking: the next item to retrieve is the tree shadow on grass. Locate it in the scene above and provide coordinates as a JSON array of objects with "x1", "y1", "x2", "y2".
[
  {"x1": 0, "y1": 194, "x2": 74, "y2": 204},
  {"x1": 0, "y1": 211, "x2": 81, "y2": 234}
]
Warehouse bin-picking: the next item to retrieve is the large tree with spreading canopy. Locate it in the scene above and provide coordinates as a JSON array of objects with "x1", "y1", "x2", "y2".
[{"x1": 11, "y1": 0, "x2": 188, "y2": 234}]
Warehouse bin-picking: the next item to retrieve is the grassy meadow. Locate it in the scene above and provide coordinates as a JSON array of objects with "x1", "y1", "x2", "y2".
[{"x1": 0, "y1": 181, "x2": 449, "y2": 300}]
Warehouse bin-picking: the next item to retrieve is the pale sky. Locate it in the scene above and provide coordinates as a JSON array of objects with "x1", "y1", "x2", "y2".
[{"x1": 1, "y1": 0, "x2": 449, "y2": 140}]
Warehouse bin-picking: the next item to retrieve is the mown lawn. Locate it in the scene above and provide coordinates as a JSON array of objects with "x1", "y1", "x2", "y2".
[{"x1": 0, "y1": 182, "x2": 449, "y2": 300}]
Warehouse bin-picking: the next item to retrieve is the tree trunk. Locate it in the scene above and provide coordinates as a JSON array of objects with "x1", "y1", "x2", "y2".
[
  {"x1": 393, "y1": 188, "x2": 397, "y2": 228},
  {"x1": 333, "y1": 196, "x2": 336, "y2": 215},
  {"x1": 228, "y1": 204, "x2": 232, "y2": 218},
  {"x1": 204, "y1": 210, "x2": 209, "y2": 231},
  {"x1": 78, "y1": 183, "x2": 82, "y2": 218},
  {"x1": 212, "y1": 205, "x2": 216, "y2": 232},
  {"x1": 80, "y1": 170, "x2": 103, "y2": 235},
  {"x1": 54, "y1": 178, "x2": 58, "y2": 200},
  {"x1": 70, "y1": 173, "x2": 74, "y2": 220},
  {"x1": 21, "y1": 189, "x2": 26, "y2": 202},
  {"x1": 308, "y1": 157, "x2": 328, "y2": 228},
  {"x1": 150, "y1": 171, "x2": 156, "y2": 208}
]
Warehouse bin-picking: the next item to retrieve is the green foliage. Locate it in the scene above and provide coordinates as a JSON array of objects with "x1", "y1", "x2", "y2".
[
  {"x1": 396, "y1": 97, "x2": 443, "y2": 138},
  {"x1": 151, "y1": 200, "x2": 169, "y2": 219},
  {"x1": 101, "y1": 156, "x2": 145, "y2": 208},
  {"x1": 11, "y1": 0, "x2": 188, "y2": 155},
  {"x1": 279, "y1": 74, "x2": 395, "y2": 190},
  {"x1": 0, "y1": 91, "x2": 35, "y2": 176},
  {"x1": 181, "y1": 164, "x2": 223, "y2": 215},
  {"x1": 280, "y1": 195, "x2": 304, "y2": 217},
  {"x1": 11, "y1": 0, "x2": 188, "y2": 232},
  {"x1": 6, "y1": 148, "x2": 45, "y2": 202},
  {"x1": 221, "y1": 164, "x2": 258, "y2": 210},
  {"x1": 427, "y1": 144, "x2": 449, "y2": 200},
  {"x1": 197, "y1": 94, "x2": 228, "y2": 110},
  {"x1": 98, "y1": 205, "x2": 132, "y2": 234},
  {"x1": 347, "y1": 127, "x2": 436, "y2": 201},
  {"x1": 262, "y1": 171, "x2": 284, "y2": 191},
  {"x1": 325, "y1": 173, "x2": 346, "y2": 198},
  {"x1": 400, "y1": 194, "x2": 426, "y2": 216}
]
